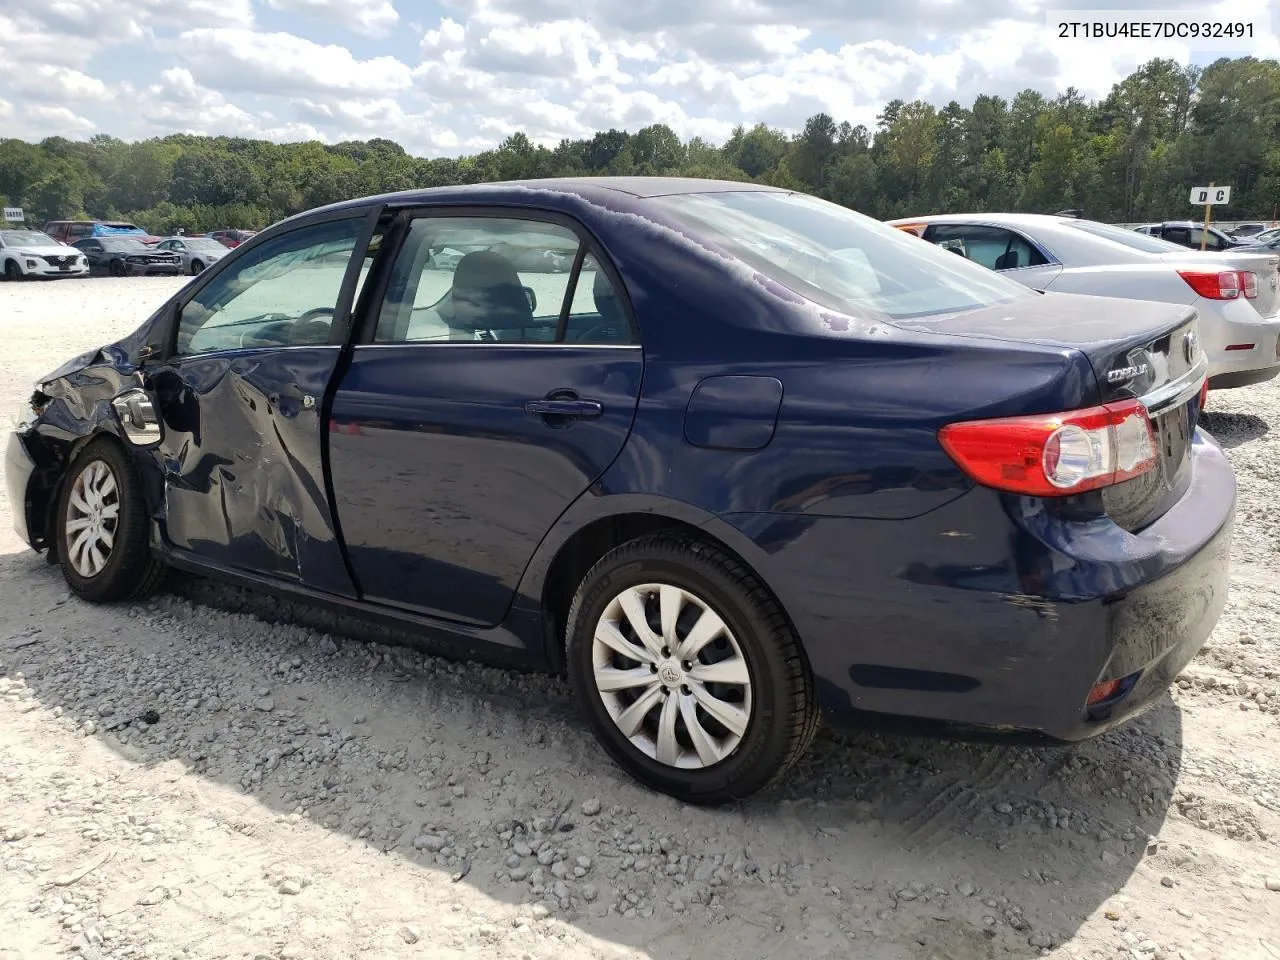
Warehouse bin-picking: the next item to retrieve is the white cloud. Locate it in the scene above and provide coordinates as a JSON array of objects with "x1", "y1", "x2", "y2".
[
  {"x1": 0, "y1": 99, "x2": 13, "y2": 120},
  {"x1": 0, "y1": 0, "x2": 1275, "y2": 158},
  {"x1": 175, "y1": 28, "x2": 415, "y2": 96},
  {"x1": 265, "y1": 0, "x2": 399, "y2": 37},
  {"x1": 21, "y1": 106, "x2": 97, "y2": 135}
]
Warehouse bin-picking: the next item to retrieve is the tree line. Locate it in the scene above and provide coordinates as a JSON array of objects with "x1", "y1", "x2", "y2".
[{"x1": 1, "y1": 56, "x2": 1276, "y2": 235}]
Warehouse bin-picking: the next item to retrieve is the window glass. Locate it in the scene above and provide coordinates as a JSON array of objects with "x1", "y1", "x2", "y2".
[
  {"x1": 176, "y1": 218, "x2": 363, "y2": 356},
  {"x1": 1067, "y1": 220, "x2": 1186, "y2": 253},
  {"x1": 925, "y1": 225, "x2": 1048, "y2": 271},
  {"x1": 1189, "y1": 228, "x2": 1228, "y2": 251},
  {"x1": 373, "y1": 217, "x2": 629, "y2": 344},
  {"x1": 648, "y1": 191, "x2": 1031, "y2": 321}
]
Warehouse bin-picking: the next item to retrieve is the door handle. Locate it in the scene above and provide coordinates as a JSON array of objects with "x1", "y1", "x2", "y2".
[{"x1": 524, "y1": 398, "x2": 603, "y2": 418}]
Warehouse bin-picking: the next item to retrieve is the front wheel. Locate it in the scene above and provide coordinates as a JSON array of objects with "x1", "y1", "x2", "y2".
[
  {"x1": 55, "y1": 438, "x2": 165, "y2": 602},
  {"x1": 3, "y1": 259, "x2": 22, "y2": 281},
  {"x1": 566, "y1": 533, "x2": 819, "y2": 804},
  {"x1": 190, "y1": 259, "x2": 204, "y2": 275},
  {"x1": 109, "y1": 259, "x2": 127, "y2": 277}
]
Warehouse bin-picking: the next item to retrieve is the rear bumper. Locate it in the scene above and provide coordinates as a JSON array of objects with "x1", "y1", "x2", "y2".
[
  {"x1": 1201, "y1": 298, "x2": 1280, "y2": 386},
  {"x1": 5, "y1": 431, "x2": 37, "y2": 547},
  {"x1": 721, "y1": 429, "x2": 1235, "y2": 741},
  {"x1": 1209, "y1": 364, "x2": 1280, "y2": 389}
]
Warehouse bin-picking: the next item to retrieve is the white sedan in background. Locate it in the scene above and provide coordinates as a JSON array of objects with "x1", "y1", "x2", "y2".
[
  {"x1": 154, "y1": 236, "x2": 229, "y2": 275},
  {"x1": 0, "y1": 229, "x2": 89, "y2": 281},
  {"x1": 888, "y1": 213, "x2": 1280, "y2": 389}
]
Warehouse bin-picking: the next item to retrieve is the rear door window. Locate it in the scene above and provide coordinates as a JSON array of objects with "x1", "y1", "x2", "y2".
[
  {"x1": 371, "y1": 215, "x2": 633, "y2": 345},
  {"x1": 923, "y1": 225, "x2": 1048, "y2": 271}
]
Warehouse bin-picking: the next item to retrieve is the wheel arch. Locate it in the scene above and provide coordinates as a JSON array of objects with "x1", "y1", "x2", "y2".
[
  {"x1": 33, "y1": 426, "x2": 130, "y2": 558},
  {"x1": 530, "y1": 497, "x2": 809, "y2": 677}
]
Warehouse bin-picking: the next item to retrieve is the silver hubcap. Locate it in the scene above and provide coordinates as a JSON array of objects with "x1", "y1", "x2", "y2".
[
  {"x1": 64, "y1": 460, "x2": 119, "y2": 578},
  {"x1": 592, "y1": 583, "x2": 753, "y2": 770}
]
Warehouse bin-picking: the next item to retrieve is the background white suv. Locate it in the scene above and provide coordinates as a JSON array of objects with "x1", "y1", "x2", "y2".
[{"x1": 0, "y1": 229, "x2": 89, "y2": 281}]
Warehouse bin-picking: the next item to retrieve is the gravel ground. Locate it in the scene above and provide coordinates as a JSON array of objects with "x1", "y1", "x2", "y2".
[{"x1": 2, "y1": 276, "x2": 1279, "y2": 960}]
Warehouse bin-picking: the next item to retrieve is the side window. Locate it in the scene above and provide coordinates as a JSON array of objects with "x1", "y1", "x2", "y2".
[
  {"x1": 175, "y1": 218, "x2": 364, "y2": 356},
  {"x1": 925, "y1": 225, "x2": 1046, "y2": 271},
  {"x1": 1164, "y1": 228, "x2": 1190, "y2": 246},
  {"x1": 69, "y1": 224, "x2": 90, "y2": 239},
  {"x1": 564, "y1": 253, "x2": 631, "y2": 343},
  {"x1": 1191, "y1": 229, "x2": 1227, "y2": 251},
  {"x1": 372, "y1": 216, "x2": 631, "y2": 345}
]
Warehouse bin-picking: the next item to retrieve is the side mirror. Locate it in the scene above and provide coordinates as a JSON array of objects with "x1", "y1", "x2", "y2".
[{"x1": 523, "y1": 286, "x2": 537, "y2": 312}]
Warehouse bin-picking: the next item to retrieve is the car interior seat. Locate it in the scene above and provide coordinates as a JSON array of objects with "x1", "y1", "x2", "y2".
[
  {"x1": 449, "y1": 250, "x2": 533, "y2": 340},
  {"x1": 994, "y1": 249, "x2": 1021, "y2": 270}
]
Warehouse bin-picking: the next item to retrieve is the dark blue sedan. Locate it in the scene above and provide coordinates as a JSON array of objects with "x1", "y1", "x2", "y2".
[{"x1": 6, "y1": 178, "x2": 1234, "y2": 803}]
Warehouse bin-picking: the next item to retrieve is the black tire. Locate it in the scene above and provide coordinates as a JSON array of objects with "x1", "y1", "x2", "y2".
[
  {"x1": 566, "y1": 533, "x2": 819, "y2": 804},
  {"x1": 109, "y1": 259, "x2": 127, "y2": 277},
  {"x1": 190, "y1": 259, "x2": 204, "y2": 275},
  {"x1": 54, "y1": 437, "x2": 166, "y2": 603},
  {"x1": 4, "y1": 259, "x2": 22, "y2": 281}
]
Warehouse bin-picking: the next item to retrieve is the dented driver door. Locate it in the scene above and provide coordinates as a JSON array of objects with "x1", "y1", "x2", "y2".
[{"x1": 140, "y1": 211, "x2": 379, "y2": 596}]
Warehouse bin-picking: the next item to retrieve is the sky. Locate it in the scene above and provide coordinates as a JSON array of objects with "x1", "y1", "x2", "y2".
[{"x1": 0, "y1": 0, "x2": 1276, "y2": 157}]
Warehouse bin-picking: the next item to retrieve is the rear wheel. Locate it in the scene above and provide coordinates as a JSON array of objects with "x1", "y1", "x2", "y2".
[
  {"x1": 55, "y1": 438, "x2": 165, "y2": 602},
  {"x1": 566, "y1": 533, "x2": 819, "y2": 804},
  {"x1": 109, "y1": 259, "x2": 127, "y2": 277},
  {"x1": 3, "y1": 259, "x2": 21, "y2": 281}
]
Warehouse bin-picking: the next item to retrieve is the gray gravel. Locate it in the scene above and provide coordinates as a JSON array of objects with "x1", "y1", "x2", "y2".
[{"x1": 1, "y1": 277, "x2": 1279, "y2": 960}]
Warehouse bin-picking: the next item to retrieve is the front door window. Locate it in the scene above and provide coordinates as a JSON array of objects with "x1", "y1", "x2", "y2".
[{"x1": 175, "y1": 218, "x2": 364, "y2": 355}]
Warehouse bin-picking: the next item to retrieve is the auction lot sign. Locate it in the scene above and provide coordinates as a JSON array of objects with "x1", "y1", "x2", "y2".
[{"x1": 2, "y1": 207, "x2": 23, "y2": 222}]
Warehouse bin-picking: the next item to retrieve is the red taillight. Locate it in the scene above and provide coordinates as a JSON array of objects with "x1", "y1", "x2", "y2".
[
  {"x1": 1086, "y1": 678, "x2": 1123, "y2": 706},
  {"x1": 938, "y1": 399, "x2": 1158, "y2": 497},
  {"x1": 1178, "y1": 269, "x2": 1258, "y2": 300}
]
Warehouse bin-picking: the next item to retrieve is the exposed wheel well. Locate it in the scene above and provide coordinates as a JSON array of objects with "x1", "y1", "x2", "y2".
[{"x1": 539, "y1": 512, "x2": 792, "y2": 674}]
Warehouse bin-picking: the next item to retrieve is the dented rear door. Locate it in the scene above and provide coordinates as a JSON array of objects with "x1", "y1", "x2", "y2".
[{"x1": 144, "y1": 211, "x2": 379, "y2": 596}]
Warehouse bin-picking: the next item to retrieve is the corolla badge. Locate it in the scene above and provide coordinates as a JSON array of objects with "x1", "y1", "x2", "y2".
[{"x1": 1106, "y1": 350, "x2": 1152, "y2": 384}]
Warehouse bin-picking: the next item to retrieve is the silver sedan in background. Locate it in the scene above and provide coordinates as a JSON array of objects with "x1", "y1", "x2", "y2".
[
  {"x1": 154, "y1": 236, "x2": 230, "y2": 275},
  {"x1": 887, "y1": 213, "x2": 1280, "y2": 390}
]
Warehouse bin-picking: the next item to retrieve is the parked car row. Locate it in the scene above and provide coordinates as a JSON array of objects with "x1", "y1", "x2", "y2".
[
  {"x1": 6, "y1": 178, "x2": 1237, "y2": 803},
  {"x1": 890, "y1": 213, "x2": 1280, "y2": 390},
  {"x1": 0, "y1": 229, "x2": 241, "y2": 279}
]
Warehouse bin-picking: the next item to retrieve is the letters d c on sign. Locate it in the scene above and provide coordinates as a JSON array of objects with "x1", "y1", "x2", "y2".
[{"x1": 1189, "y1": 186, "x2": 1231, "y2": 205}]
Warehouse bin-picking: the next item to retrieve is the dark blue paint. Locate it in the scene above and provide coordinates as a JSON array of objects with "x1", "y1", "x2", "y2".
[
  {"x1": 146, "y1": 348, "x2": 357, "y2": 596},
  {"x1": 9, "y1": 177, "x2": 1236, "y2": 745},
  {"x1": 683, "y1": 376, "x2": 783, "y2": 450},
  {"x1": 328, "y1": 344, "x2": 643, "y2": 625}
]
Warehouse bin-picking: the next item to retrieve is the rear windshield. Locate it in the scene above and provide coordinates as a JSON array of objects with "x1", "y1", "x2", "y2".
[
  {"x1": 98, "y1": 238, "x2": 149, "y2": 251},
  {"x1": 648, "y1": 191, "x2": 1032, "y2": 320},
  {"x1": 1066, "y1": 219, "x2": 1189, "y2": 253}
]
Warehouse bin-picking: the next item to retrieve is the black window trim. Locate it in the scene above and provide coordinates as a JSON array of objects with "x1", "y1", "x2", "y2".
[
  {"x1": 922, "y1": 221, "x2": 1060, "y2": 271},
  {"x1": 154, "y1": 205, "x2": 382, "y2": 364},
  {"x1": 348, "y1": 203, "x2": 640, "y2": 348}
]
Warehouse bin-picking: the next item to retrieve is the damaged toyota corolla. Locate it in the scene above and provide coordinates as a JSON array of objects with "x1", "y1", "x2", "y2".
[{"x1": 6, "y1": 178, "x2": 1235, "y2": 803}]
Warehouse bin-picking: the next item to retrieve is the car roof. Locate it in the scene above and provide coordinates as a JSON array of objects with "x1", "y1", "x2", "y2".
[
  {"x1": 885, "y1": 212, "x2": 1075, "y2": 228},
  {"x1": 301, "y1": 176, "x2": 783, "y2": 220}
]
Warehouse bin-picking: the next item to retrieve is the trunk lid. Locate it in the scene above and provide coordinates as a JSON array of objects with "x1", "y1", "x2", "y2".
[
  {"x1": 889, "y1": 291, "x2": 1206, "y2": 531},
  {"x1": 1160, "y1": 250, "x2": 1280, "y2": 318},
  {"x1": 886, "y1": 291, "x2": 1202, "y2": 405}
]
